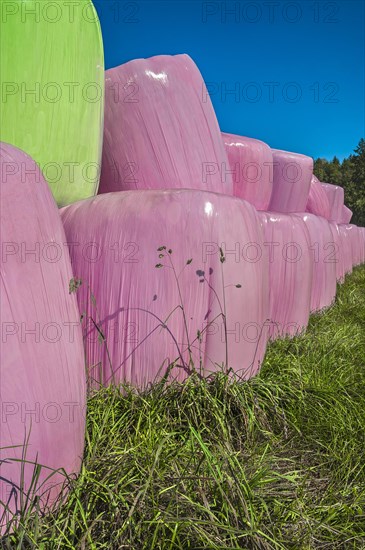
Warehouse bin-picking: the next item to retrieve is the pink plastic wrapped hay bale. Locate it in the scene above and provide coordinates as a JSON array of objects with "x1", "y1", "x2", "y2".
[
  {"x1": 355, "y1": 227, "x2": 363, "y2": 266},
  {"x1": 321, "y1": 183, "x2": 344, "y2": 222},
  {"x1": 268, "y1": 149, "x2": 313, "y2": 213},
  {"x1": 355, "y1": 226, "x2": 363, "y2": 266},
  {"x1": 294, "y1": 214, "x2": 337, "y2": 312},
  {"x1": 351, "y1": 224, "x2": 361, "y2": 266},
  {"x1": 337, "y1": 224, "x2": 353, "y2": 275},
  {"x1": 61, "y1": 190, "x2": 269, "y2": 386},
  {"x1": 344, "y1": 230, "x2": 354, "y2": 273},
  {"x1": 0, "y1": 143, "x2": 86, "y2": 531},
  {"x1": 221, "y1": 132, "x2": 273, "y2": 210},
  {"x1": 258, "y1": 212, "x2": 313, "y2": 339},
  {"x1": 348, "y1": 225, "x2": 357, "y2": 266},
  {"x1": 328, "y1": 222, "x2": 345, "y2": 282},
  {"x1": 305, "y1": 175, "x2": 331, "y2": 219},
  {"x1": 341, "y1": 205, "x2": 353, "y2": 224},
  {"x1": 99, "y1": 55, "x2": 233, "y2": 196},
  {"x1": 346, "y1": 224, "x2": 361, "y2": 266}
]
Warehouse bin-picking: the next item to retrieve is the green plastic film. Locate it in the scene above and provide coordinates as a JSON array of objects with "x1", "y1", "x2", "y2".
[{"x1": 0, "y1": 0, "x2": 104, "y2": 206}]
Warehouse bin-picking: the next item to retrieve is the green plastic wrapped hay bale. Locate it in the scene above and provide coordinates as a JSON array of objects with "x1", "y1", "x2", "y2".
[{"x1": 0, "y1": 0, "x2": 104, "y2": 206}]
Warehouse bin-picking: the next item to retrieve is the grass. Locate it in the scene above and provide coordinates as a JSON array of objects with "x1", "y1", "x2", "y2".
[{"x1": 2, "y1": 266, "x2": 365, "y2": 549}]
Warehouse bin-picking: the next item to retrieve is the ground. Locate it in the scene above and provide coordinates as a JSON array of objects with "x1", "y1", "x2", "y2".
[{"x1": 4, "y1": 266, "x2": 365, "y2": 549}]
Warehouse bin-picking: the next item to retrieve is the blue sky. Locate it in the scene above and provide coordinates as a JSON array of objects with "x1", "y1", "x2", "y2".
[{"x1": 93, "y1": 0, "x2": 364, "y2": 160}]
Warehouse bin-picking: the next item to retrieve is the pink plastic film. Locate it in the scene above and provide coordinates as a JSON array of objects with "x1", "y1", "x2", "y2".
[
  {"x1": 294, "y1": 214, "x2": 337, "y2": 312},
  {"x1": 99, "y1": 55, "x2": 233, "y2": 195},
  {"x1": 258, "y1": 212, "x2": 313, "y2": 339},
  {"x1": 328, "y1": 222, "x2": 345, "y2": 282},
  {"x1": 61, "y1": 190, "x2": 269, "y2": 386},
  {"x1": 337, "y1": 224, "x2": 353, "y2": 275},
  {"x1": 0, "y1": 143, "x2": 86, "y2": 530}
]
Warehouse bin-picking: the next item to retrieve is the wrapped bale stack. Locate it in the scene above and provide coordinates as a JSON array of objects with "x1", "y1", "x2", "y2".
[
  {"x1": 223, "y1": 142, "x2": 338, "y2": 335},
  {"x1": 63, "y1": 55, "x2": 270, "y2": 386},
  {"x1": 268, "y1": 149, "x2": 336, "y2": 320},
  {"x1": 319, "y1": 182, "x2": 364, "y2": 273}
]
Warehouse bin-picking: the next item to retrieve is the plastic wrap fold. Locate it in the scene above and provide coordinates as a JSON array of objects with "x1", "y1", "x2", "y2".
[
  {"x1": 61, "y1": 190, "x2": 270, "y2": 386},
  {"x1": 221, "y1": 132, "x2": 273, "y2": 210},
  {"x1": 321, "y1": 183, "x2": 344, "y2": 222},
  {"x1": 0, "y1": 143, "x2": 86, "y2": 530},
  {"x1": 306, "y1": 175, "x2": 331, "y2": 219},
  {"x1": 268, "y1": 149, "x2": 313, "y2": 213},
  {"x1": 99, "y1": 55, "x2": 232, "y2": 195},
  {"x1": 341, "y1": 205, "x2": 353, "y2": 224}
]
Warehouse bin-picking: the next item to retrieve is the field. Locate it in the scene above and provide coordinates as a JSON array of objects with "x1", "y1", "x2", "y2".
[{"x1": 3, "y1": 266, "x2": 365, "y2": 549}]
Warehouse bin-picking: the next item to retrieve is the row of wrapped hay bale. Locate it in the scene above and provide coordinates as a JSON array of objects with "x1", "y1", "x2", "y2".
[
  {"x1": 68, "y1": 53, "x2": 364, "y2": 359},
  {"x1": 221, "y1": 135, "x2": 339, "y2": 332},
  {"x1": 62, "y1": 78, "x2": 365, "y2": 379},
  {"x1": 1, "y1": 53, "x2": 364, "y2": 530},
  {"x1": 221, "y1": 135, "x2": 314, "y2": 337}
]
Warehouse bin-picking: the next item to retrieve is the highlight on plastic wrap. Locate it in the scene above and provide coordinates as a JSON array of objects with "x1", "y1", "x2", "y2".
[
  {"x1": 221, "y1": 132, "x2": 273, "y2": 210},
  {"x1": 0, "y1": 0, "x2": 104, "y2": 207},
  {"x1": 99, "y1": 55, "x2": 233, "y2": 195},
  {"x1": 321, "y1": 183, "x2": 345, "y2": 222},
  {"x1": 0, "y1": 143, "x2": 86, "y2": 530},
  {"x1": 268, "y1": 149, "x2": 313, "y2": 213},
  {"x1": 306, "y1": 175, "x2": 331, "y2": 219},
  {"x1": 61, "y1": 189, "x2": 269, "y2": 386},
  {"x1": 258, "y1": 212, "x2": 313, "y2": 339}
]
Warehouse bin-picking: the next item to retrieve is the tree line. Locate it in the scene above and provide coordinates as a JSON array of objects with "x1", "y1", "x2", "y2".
[{"x1": 313, "y1": 138, "x2": 365, "y2": 226}]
